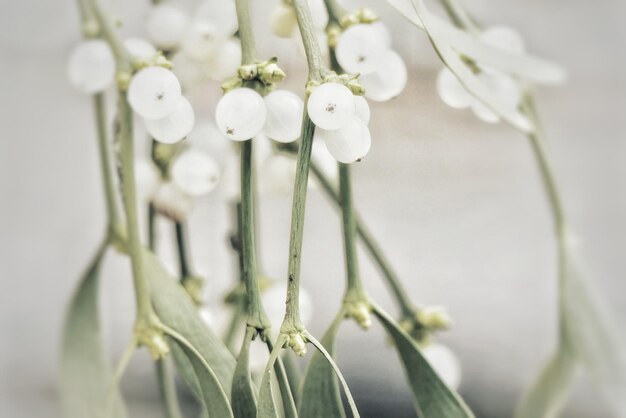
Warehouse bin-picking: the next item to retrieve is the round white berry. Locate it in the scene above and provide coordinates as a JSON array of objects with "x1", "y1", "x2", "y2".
[
  {"x1": 68, "y1": 40, "x2": 115, "y2": 94},
  {"x1": 181, "y1": 22, "x2": 223, "y2": 62},
  {"x1": 259, "y1": 153, "x2": 297, "y2": 196},
  {"x1": 171, "y1": 149, "x2": 220, "y2": 196},
  {"x1": 145, "y1": 5, "x2": 189, "y2": 50},
  {"x1": 204, "y1": 37, "x2": 242, "y2": 81},
  {"x1": 321, "y1": 118, "x2": 371, "y2": 164},
  {"x1": 371, "y1": 21, "x2": 393, "y2": 48},
  {"x1": 308, "y1": 0, "x2": 329, "y2": 30},
  {"x1": 134, "y1": 158, "x2": 161, "y2": 200},
  {"x1": 470, "y1": 70, "x2": 521, "y2": 123},
  {"x1": 153, "y1": 182, "x2": 194, "y2": 221},
  {"x1": 128, "y1": 66, "x2": 182, "y2": 120},
  {"x1": 195, "y1": 0, "x2": 238, "y2": 37},
  {"x1": 123, "y1": 38, "x2": 156, "y2": 60},
  {"x1": 353, "y1": 95, "x2": 371, "y2": 124},
  {"x1": 187, "y1": 121, "x2": 232, "y2": 161},
  {"x1": 359, "y1": 50, "x2": 407, "y2": 102},
  {"x1": 144, "y1": 96, "x2": 195, "y2": 143},
  {"x1": 215, "y1": 88, "x2": 267, "y2": 141},
  {"x1": 170, "y1": 51, "x2": 207, "y2": 91},
  {"x1": 437, "y1": 67, "x2": 472, "y2": 109},
  {"x1": 270, "y1": 3, "x2": 297, "y2": 38},
  {"x1": 263, "y1": 90, "x2": 304, "y2": 143},
  {"x1": 422, "y1": 344, "x2": 462, "y2": 390},
  {"x1": 480, "y1": 26, "x2": 525, "y2": 54},
  {"x1": 336, "y1": 23, "x2": 388, "y2": 75},
  {"x1": 307, "y1": 82, "x2": 355, "y2": 130}
]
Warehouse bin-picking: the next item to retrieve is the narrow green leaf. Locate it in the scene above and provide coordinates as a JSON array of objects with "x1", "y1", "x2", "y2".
[
  {"x1": 561, "y1": 254, "x2": 626, "y2": 415},
  {"x1": 303, "y1": 331, "x2": 360, "y2": 418},
  {"x1": 299, "y1": 314, "x2": 345, "y2": 418},
  {"x1": 258, "y1": 334, "x2": 289, "y2": 418},
  {"x1": 168, "y1": 336, "x2": 234, "y2": 418},
  {"x1": 143, "y1": 249, "x2": 236, "y2": 392},
  {"x1": 515, "y1": 343, "x2": 578, "y2": 418},
  {"x1": 387, "y1": 0, "x2": 566, "y2": 84},
  {"x1": 281, "y1": 350, "x2": 302, "y2": 405},
  {"x1": 372, "y1": 304, "x2": 474, "y2": 418},
  {"x1": 155, "y1": 357, "x2": 184, "y2": 418},
  {"x1": 232, "y1": 327, "x2": 257, "y2": 418},
  {"x1": 267, "y1": 341, "x2": 299, "y2": 418},
  {"x1": 60, "y1": 241, "x2": 127, "y2": 418}
]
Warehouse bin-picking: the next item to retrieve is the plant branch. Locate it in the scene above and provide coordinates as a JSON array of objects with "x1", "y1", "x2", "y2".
[
  {"x1": 235, "y1": 0, "x2": 257, "y2": 64},
  {"x1": 294, "y1": 0, "x2": 325, "y2": 81},
  {"x1": 438, "y1": 0, "x2": 480, "y2": 34},
  {"x1": 174, "y1": 221, "x2": 191, "y2": 279},
  {"x1": 155, "y1": 358, "x2": 183, "y2": 418}
]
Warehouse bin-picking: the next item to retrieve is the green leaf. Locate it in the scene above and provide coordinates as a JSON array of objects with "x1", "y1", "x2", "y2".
[
  {"x1": 303, "y1": 331, "x2": 360, "y2": 418},
  {"x1": 387, "y1": 0, "x2": 566, "y2": 84},
  {"x1": 299, "y1": 315, "x2": 345, "y2": 418},
  {"x1": 232, "y1": 327, "x2": 257, "y2": 418},
  {"x1": 60, "y1": 241, "x2": 127, "y2": 418},
  {"x1": 281, "y1": 350, "x2": 302, "y2": 405},
  {"x1": 168, "y1": 335, "x2": 234, "y2": 418},
  {"x1": 514, "y1": 343, "x2": 578, "y2": 418},
  {"x1": 561, "y1": 254, "x2": 626, "y2": 415},
  {"x1": 372, "y1": 304, "x2": 474, "y2": 418},
  {"x1": 143, "y1": 249, "x2": 236, "y2": 392},
  {"x1": 257, "y1": 334, "x2": 289, "y2": 418},
  {"x1": 267, "y1": 341, "x2": 299, "y2": 418}
]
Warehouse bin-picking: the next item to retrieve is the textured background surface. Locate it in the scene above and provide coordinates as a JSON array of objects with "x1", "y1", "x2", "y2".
[{"x1": 1, "y1": 0, "x2": 625, "y2": 417}]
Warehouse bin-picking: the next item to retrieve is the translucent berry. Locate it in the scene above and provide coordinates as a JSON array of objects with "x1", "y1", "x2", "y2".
[
  {"x1": 436, "y1": 67, "x2": 472, "y2": 109},
  {"x1": 187, "y1": 121, "x2": 232, "y2": 161},
  {"x1": 181, "y1": 22, "x2": 222, "y2": 61},
  {"x1": 128, "y1": 66, "x2": 182, "y2": 120},
  {"x1": 354, "y1": 95, "x2": 371, "y2": 124},
  {"x1": 335, "y1": 24, "x2": 388, "y2": 75},
  {"x1": 263, "y1": 90, "x2": 304, "y2": 143},
  {"x1": 68, "y1": 40, "x2": 115, "y2": 94},
  {"x1": 143, "y1": 96, "x2": 195, "y2": 143},
  {"x1": 307, "y1": 82, "x2": 355, "y2": 130},
  {"x1": 195, "y1": 0, "x2": 238, "y2": 37},
  {"x1": 470, "y1": 70, "x2": 521, "y2": 123},
  {"x1": 204, "y1": 37, "x2": 242, "y2": 81},
  {"x1": 145, "y1": 5, "x2": 189, "y2": 50},
  {"x1": 215, "y1": 88, "x2": 267, "y2": 141},
  {"x1": 134, "y1": 158, "x2": 161, "y2": 200},
  {"x1": 321, "y1": 118, "x2": 371, "y2": 164},
  {"x1": 371, "y1": 21, "x2": 393, "y2": 48},
  {"x1": 360, "y1": 50, "x2": 407, "y2": 102},
  {"x1": 123, "y1": 38, "x2": 156, "y2": 60},
  {"x1": 422, "y1": 344, "x2": 462, "y2": 390},
  {"x1": 480, "y1": 26, "x2": 525, "y2": 54},
  {"x1": 153, "y1": 182, "x2": 194, "y2": 221},
  {"x1": 171, "y1": 149, "x2": 220, "y2": 196},
  {"x1": 259, "y1": 153, "x2": 297, "y2": 196},
  {"x1": 270, "y1": 3, "x2": 297, "y2": 38},
  {"x1": 170, "y1": 52, "x2": 206, "y2": 91}
]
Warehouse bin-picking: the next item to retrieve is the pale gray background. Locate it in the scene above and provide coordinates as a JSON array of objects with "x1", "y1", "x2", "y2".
[{"x1": 1, "y1": 0, "x2": 625, "y2": 417}]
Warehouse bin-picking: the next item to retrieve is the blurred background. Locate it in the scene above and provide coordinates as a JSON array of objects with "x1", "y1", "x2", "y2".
[{"x1": 1, "y1": 0, "x2": 625, "y2": 417}]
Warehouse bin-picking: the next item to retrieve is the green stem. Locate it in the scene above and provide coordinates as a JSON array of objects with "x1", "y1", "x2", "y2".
[
  {"x1": 148, "y1": 202, "x2": 157, "y2": 251},
  {"x1": 522, "y1": 95, "x2": 568, "y2": 340},
  {"x1": 155, "y1": 358, "x2": 183, "y2": 418},
  {"x1": 90, "y1": 0, "x2": 155, "y2": 324},
  {"x1": 322, "y1": 0, "x2": 345, "y2": 25},
  {"x1": 174, "y1": 221, "x2": 191, "y2": 279},
  {"x1": 240, "y1": 141, "x2": 268, "y2": 329},
  {"x1": 338, "y1": 164, "x2": 365, "y2": 299},
  {"x1": 308, "y1": 159, "x2": 415, "y2": 316},
  {"x1": 293, "y1": 0, "x2": 325, "y2": 81},
  {"x1": 94, "y1": 93, "x2": 123, "y2": 237},
  {"x1": 235, "y1": 0, "x2": 257, "y2": 64}
]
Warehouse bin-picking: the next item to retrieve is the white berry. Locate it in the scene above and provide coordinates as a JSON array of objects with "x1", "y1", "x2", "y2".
[
  {"x1": 68, "y1": 40, "x2": 115, "y2": 94},
  {"x1": 480, "y1": 26, "x2": 525, "y2": 54},
  {"x1": 205, "y1": 37, "x2": 242, "y2": 81},
  {"x1": 436, "y1": 67, "x2": 472, "y2": 109},
  {"x1": 128, "y1": 66, "x2": 182, "y2": 120},
  {"x1": 353, "y1": 96, "x2": 371, "y2": 124},
  {"x1": 270, "y1": 3, "x2": 297, "y2": 38},
  {"x1": 360, "y1": 50, "x2": 407, "y2": 102},
  {"x1": 153, "y1": 182, "x2": 194, "y2": 221},
  {"x1": 195, "y1": 0, "x2": 238, "y2": 37},
  {"x1": 171, "y1": 149, "x2": 220, "y2": 196},
  {"x1": 307, "y1": 82, "x2": 355, "y2": 130},
  {"x1": 123, "y1": 38, "x2": 156, "y2": 60},
  {"x1": 144, "y1": 96, "x2": 195, "y2": 143},
  {"x1": 182, "y1": 22, "x2": 223, "y2": 62},
  {"x1": 336, "y1": 24, "x2": 388, "y2": 75},
  {"x1": 145, "y1": 5, "x2": 189, "y2": 50},
  {"x1": 215, "y1": 88, "x2": 267, "y2": 141},
  {"x1": 321, "y1": 118, "x2": 371, "y2": 164},
  {"x1": 134, "y1": 158, "x2": 161, "y2": 200},
  {"x1": 263, "y1": 90, "x2": 304, "y2": 143}
]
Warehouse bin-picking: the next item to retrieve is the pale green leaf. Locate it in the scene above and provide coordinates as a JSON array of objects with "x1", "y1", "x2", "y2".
[
  {"x1": 515, "y1": 343, "x2": 578, "y2": 418},
  {"x1": 143, "y1": 249, "x2": 236, "y2": 392},
  {"x1": 372, "y1": 304, "x2": 474, "y2": 418},
  {"x1": 561, "y1": 254, "x2": 626, "y2": 415},
  {"x1": 168, "y1": 336, "x2": 234, "y2": 418},
  {"x1": 257, "y1": 335, "x2": 289, "y2": 418},
  {"x1": 298, "y1": 315, "x2": 345, "y2": 418},
  {"x1": 303, "y1": 331, "x2": 360, "y2": 418},
  {"x1": 266, "y1": 340, "x2": 299, "y2": 418},
  {"x1": 232, "y1": 327, "x2": 257, "y2": 418},
  {"x1": 60, "y1": 241, "x2": 127, "y2": 418}
]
